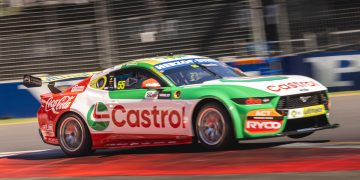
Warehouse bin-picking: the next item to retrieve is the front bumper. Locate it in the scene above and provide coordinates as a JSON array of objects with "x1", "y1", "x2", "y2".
[
  {"x1": 278, "y1": 123, "x2": 339, "y2": 137},
  {"x1": 241, "y1": 123, "x2": 339, "y2": 140}
]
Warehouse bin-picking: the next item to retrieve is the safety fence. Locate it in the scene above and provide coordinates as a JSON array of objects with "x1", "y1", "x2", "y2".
[
  {"x1": 2, "y1": 50, "x2": 360, "y2": 118},
  {"x1": 0, "y1": 0, "x2": 255, "y2": 81}
]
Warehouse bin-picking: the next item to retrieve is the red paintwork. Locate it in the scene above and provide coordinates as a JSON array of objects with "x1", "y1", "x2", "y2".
[
  {"x1": 91, "y1": 133, "x2": 193, "y2": 148},
  {"x1": 0, "y1": 147, "x2": 359, "y2": 178},
  {"x1": 37, "y1": 77, "x2": 193, "y2": 149},
  {"x1": 38, "y1": 77, "x2": 91, "y2": 145}
]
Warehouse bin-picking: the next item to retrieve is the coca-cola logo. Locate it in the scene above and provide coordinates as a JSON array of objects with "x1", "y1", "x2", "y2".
[{"x1": 45, "y1": 96, "x2": 75, "y2": 113}]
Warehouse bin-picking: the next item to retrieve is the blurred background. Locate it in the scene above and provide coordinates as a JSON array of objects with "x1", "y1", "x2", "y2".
[{"x1": 0, "y1": 0, "x2": 359, "y2": 118}]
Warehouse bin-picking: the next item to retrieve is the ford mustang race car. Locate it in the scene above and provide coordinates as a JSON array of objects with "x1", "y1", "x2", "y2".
[{"x1": 24, "y1": 55, "x2": 338, "y2": 156}]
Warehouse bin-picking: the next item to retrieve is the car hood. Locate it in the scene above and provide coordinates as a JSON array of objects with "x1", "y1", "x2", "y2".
[{"x1": 199, "y1": 75, "x2": 327, "y2": 96}]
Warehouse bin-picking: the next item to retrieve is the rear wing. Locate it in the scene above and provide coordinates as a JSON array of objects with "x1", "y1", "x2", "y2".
[{"x1": 23, "y1": 72, "x2": 99, "y2": 93}]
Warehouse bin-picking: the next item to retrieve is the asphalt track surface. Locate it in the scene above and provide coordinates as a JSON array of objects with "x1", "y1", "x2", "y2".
[{"x1": 0, "y1": 94, "x2": 359, "y2": 179}]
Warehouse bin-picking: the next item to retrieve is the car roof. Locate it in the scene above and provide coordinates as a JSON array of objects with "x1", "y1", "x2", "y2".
[
  {"x1": 120, "y1": 54, "x2": 208, "y2": 67},
  {"x1": 97, "y1": 54, "x2": 212, "y2": 77}
]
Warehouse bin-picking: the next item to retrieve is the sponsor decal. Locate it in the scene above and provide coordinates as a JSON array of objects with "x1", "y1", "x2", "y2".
[
  {"x1": 290, "y1": 109, "x2": 302, "y2": 119},
  {"x1": 71, "y1": 85, "x2": 85, "y2": 92},
  {"x1": 86, "y1": 102, "x2": 186, "y2": 131},
  {"x1": 246, "y1": 109, "x2": 283, "y2": 133},
  {"x1": 158, "y1": 92, "x2": 171, "y2": 99},
  {"x1": 112, "y1": 105, "x2": 186, "y2": 129},
  {"x1": 174, "y1": 90, "x2": 181, "y2": 99},
  {"x1": 245, "y1": 120, "x2": 283, "y2": 133},
  {"x1": 247, "y1": 109, "x2": 282, "y2": 118},
  {"x1": 303, "y1": 105, "x2": 326, "y2": 117},
  {"x1": 87, "y1": 102, "x2": 110, "y2": 131},
  {"x1": 155, "y1": 59, "x2": 194, "y2": 70},
  {"x1": 300, "y1": 88, "x2": 309, "y2": 92},
  {"x1": 287, "y1": 105, "x2": 326, "y2": 119},
  {"x1": 154, "y1": 58, "x2": 217, "y2": 71},
  {"x1": 145, "y1": 90, "x2": 158, "y2": 99},
  {"x1": 109, "y1": 76, "x2": 115, "y2": 90},
  {"x1": 45, "y1": 96, "x2": 75, "y2": 114},
  {"x1": 267, "y1": 81, "x2": 319, "y2": 92}
]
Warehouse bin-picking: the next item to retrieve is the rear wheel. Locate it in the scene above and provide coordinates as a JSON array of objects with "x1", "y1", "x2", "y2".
[
  {"x1": 195, "y1": 102, "x2": 235, "y2": 150},
  {"x1": 57, "y1": 113, "x2": 93, "y2": 156},
  {"x1": 288, "y1": 132, "x2": 313, "y2": 139}
]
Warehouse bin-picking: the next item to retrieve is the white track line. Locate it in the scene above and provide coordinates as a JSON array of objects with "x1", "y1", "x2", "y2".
[
  {"x1": 0, "y1": 149, "x2": 51, "y2": 158},
  {"x1": 275, "y1": 142, "x2": 360, "y2": 149}
]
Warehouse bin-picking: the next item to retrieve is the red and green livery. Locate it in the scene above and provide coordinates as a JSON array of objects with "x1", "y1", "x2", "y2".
[{"x1": 24, "y1": 55, "x2": 338, "y2": 156}]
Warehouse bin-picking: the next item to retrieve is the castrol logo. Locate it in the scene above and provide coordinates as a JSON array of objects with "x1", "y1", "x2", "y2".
[
  {"x1": 45, "y1": 96, "x2": 75, "y2": 113},
  {"x1": 267, "y1": 81, "x2": 319, "y2": 92}
]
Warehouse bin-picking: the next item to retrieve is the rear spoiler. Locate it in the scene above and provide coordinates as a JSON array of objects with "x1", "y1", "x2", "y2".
[{"x1": 23, "y1": 71, "x2": 99, "y2": 93}]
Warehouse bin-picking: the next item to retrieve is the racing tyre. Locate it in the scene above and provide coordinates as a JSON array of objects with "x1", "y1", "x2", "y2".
[
  {"x1": 195, "y1": 102, "x2": 235, "y2": 150},
  {"x1": 57, "y1": 113, "x2": 93, "y2": 156},
  {"x1": 288, "y1": 132, "x2": 313, "y2": 139}
]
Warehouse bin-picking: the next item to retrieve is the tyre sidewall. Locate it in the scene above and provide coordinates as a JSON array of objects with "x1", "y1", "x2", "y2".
[
  {"x1": 57, "y1": 113, "x2": 92, "y2": 156},
  {"x1": 195, "y1": 102, "x2": 234, "y2": 150}
]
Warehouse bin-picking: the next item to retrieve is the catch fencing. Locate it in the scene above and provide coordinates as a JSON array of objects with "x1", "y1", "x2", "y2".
[{"x1": 0, "y1": 0, "x2": 256, "y2": 81}]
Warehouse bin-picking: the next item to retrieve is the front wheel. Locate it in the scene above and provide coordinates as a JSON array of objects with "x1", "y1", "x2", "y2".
[
  {"x1": 195, "y1": 102, "x2": 235, "y2": 150},
  {"x1": 57, "y1": 113, "x2": 93, "y2": 156}
]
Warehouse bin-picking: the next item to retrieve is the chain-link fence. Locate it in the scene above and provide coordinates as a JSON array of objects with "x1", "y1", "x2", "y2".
[
  {"x1": 274, "y1": 0, "x2": 360, "y2": 55},
  {"x1": 1, "y1": 0, "x2": 359, "y2": 81},
  {"x1": 0, "y1": 0, "x2": 256, "y2": 81}
]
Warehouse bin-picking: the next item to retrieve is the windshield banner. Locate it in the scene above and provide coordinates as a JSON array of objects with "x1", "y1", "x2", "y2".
[{"x1": 154, "y1": 58, "x2": 218, "y2": 71}]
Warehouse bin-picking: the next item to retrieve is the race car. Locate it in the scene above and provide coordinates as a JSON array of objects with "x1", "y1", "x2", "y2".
[{"x1": 24, "y1": 55, "x2": 339, "y2": 156}]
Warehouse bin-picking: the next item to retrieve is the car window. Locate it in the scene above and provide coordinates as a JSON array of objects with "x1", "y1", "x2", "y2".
[
  {"x1": 108, "y1": 68, "x2": 166, "y2": 90},
  {"x1": 89, "y1": 75, "x2": 109, "y2": 90},
  {"x1": 162, "y1": 59, "x2": 244, "y2": 86}
]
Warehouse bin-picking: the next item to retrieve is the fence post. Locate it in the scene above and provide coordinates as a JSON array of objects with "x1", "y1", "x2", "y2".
[
  {"x1": 275, "y1": 0, "x2": 293, "y2": 55},
  {"x1": 95, "y1": 0, "x2": 112, "y2": 69},
  {"x1": 249, "y1": 0, "x2": 267, "y2": 56}
]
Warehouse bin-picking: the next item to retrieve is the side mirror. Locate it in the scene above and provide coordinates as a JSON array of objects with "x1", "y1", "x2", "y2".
[
  {"x1": 141, "y1": 78, "x2": 161, "y2": 89},
  {"x1": 232, "y1": 67, "x2": 246, "y2": 76}
]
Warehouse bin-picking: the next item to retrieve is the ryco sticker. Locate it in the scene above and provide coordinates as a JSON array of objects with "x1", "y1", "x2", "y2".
[
  {"x1": 245, "y1": 120, "x2": 283, "y2": 133},
  {"x1": 246, "y1": 109, "x2": 283, "y2": 133}
]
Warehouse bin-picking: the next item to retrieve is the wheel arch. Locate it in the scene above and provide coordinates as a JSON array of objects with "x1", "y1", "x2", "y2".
[
  {"x1": 191, "y1": 96, "x2": 245, "y2": 139},
  {"x1": 55, "y1": 110, "x2": 88, "y2": 139},
  {"x1": 191, "y1": 98, "x2": 235, "y2": 137}
]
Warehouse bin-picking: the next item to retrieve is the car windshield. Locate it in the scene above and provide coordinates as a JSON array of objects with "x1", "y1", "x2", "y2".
[{"x1": 157, "y1": 58, "x2": 245, "y2": 86}]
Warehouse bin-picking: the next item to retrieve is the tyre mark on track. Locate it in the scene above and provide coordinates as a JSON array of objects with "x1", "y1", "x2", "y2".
[{"x1": 0, "y1": 147, "x2": 359, "y2": 178}]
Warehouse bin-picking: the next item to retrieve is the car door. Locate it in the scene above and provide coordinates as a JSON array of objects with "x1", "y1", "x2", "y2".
[{"x1": 105, "y1": 67, "x2": 193, "y2": 142}]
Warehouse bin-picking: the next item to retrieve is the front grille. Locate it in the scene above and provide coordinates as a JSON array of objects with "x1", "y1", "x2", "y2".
[
  {"x1": 277, "y1": 91, "x2": 328, "y2": 110},
  {"x1": 283, "y1": 115, "x2": 329, "y2": 132}
]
